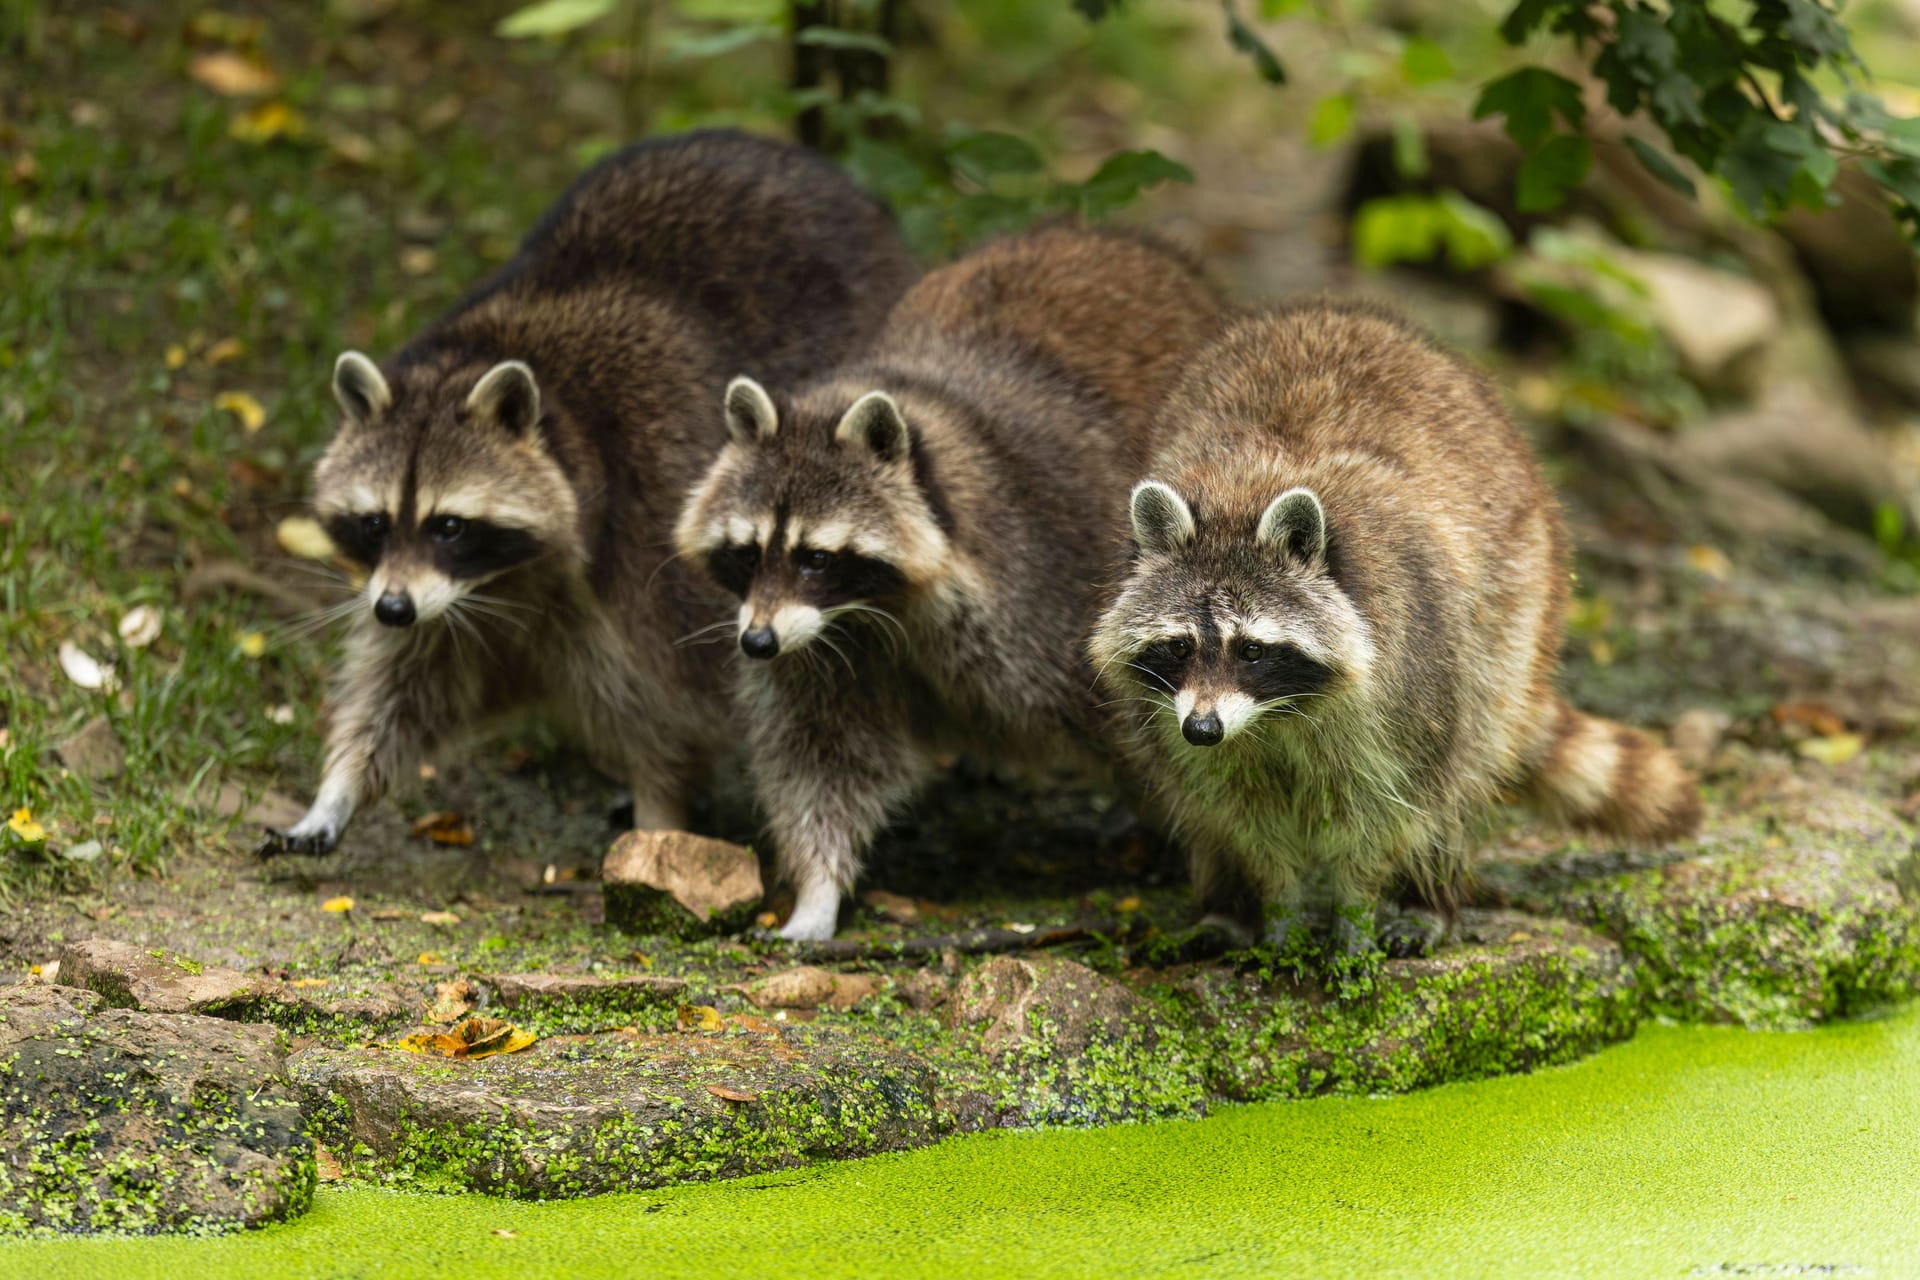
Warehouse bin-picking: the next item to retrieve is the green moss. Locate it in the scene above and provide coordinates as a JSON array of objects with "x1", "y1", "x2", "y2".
[{"x1": 12, "y1": 1003, "x2": 1920, "y2": 1276}]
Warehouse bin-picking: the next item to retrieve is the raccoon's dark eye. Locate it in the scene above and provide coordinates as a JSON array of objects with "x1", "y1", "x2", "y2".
[
  {"x1": 797, "y1": 548, "x2": 835, "y2": 576},
  {"x1": 361, "y1": 513, "x2": 389, "y2": 540},
  {"x1": 1239, "y1": 641, "x2": 1265, "y2": 662},
  {"x1": 425, "y1": 515, "x2": 467, "y2": 543},
  {"x1": 1165, "y1": 637, "x2": 1194, "y2": 660}
]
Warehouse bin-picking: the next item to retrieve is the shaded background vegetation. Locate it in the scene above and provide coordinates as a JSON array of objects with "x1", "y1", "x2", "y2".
[{"x1": 2, "y1": 0, "x2": 1918, "y2": 898}]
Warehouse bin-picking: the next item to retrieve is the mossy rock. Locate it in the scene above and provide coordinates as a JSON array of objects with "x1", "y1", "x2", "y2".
[
  {"x1": 1143, "y1": 911, "x2": 1639, "y2": 1101},
  {"x1": 290, "y1": 1021, "x2": 940, "y2": 1198},
  {"x1": 0, "y1": 983, "x2": 314, "y2": 1236},
  {"x1": 1479, "y1": 776, "x2": 1920, "y2": 1028}
]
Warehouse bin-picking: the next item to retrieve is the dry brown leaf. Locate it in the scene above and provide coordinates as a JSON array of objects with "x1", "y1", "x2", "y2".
[
  {"x1": 862, "y1": 889, "x2": 919, "y2": 924},
  {"x1": 395, "y1": 1031, "x2": 467, "y2": 1057},
  {"x1": 202, "y1": 336, "x2": 245, "y2": 365},
  {"x1": 677, "y1": 1004, "x2": 724, "y2": 1032},
  {"x1": 395, "y1": 1016, "x2": 536, "y2": 1060},
  {"x1": 1772, "y1": 701, "x2": 1847, "y2": 739},
  {"x1": 188, "y1": 50, "x2": 279, "y2": 97},
  {"x1": 425, "y1": 978, "x2": 476, "y2": 1024},
  {"x1": 315, "y1": 1144, "x2": 345, "y2": 1183},
  {"x1": 419, "y1": 910, "x2": 462, "y2": 926},
  {"x1": 409, "y1": 811, "x2": 474, "y2": 846},
  {"x1": 705, "y1": 1083, "x2": 758, "y2": 1103},
  {"x1": 370, "y1": 908, "x2": 407, "y2": 921}
]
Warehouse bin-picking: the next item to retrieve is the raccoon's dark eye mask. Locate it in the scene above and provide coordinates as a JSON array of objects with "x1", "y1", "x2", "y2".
[
  {"x1": 431, "y1": 518, "x2": 543, "y2": 579},
  {"x1": 705, "y1": 543, "x2": 762, "y2": 598}
]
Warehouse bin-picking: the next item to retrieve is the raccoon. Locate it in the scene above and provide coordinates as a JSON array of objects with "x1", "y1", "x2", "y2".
[
  {"x1": 259, "y1": 130, "x2": 918, "y2": 858},
  {"x1": 675, "y1": 225, "x2": 1224, "y2": 938},
  {"x1": 1089, "y1": 301, "x2": 1701, "y2": 960}
]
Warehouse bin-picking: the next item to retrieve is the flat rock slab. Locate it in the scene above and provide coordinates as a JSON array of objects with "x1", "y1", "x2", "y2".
[
  {"x1": 292, "y1": 1021, "x2": 938, "y2": 1198},
  {"x1": 477, "y1": 972, "x2": 689, "y2": 1032},
  {"x1": 0, "y1": 983, "x2": 313, "y2": 1235},
  {"x1": 1478, "y1": 776, "x2": 1920, "y2": 1027},
  {"x1": 1144, "y1": 911, "x2": 1638, "y2": 1101}
]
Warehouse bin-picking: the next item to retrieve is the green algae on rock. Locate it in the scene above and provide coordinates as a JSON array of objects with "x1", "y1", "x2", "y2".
[
  {"x1": 1480, "y1": 774, "x2": 1920, "y2": 1027},
  {"x1": 0, "y1": 983, "x2": 314, "y2": 1236},
  {"x1": 1147, "y1": 910, "x2": 1639, "y2": 1100},
  {"x1": 291, "y1": 1021, "x2": 940, "y2": 1198}
]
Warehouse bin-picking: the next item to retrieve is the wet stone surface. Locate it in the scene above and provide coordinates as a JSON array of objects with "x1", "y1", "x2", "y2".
[{"x1": 0, "y1": 983, "x2": 313, "y2": 1235}]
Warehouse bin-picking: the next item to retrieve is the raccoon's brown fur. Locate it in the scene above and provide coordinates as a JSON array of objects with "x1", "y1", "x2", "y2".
[
  {"x1": 1089, "y1": 300, "x2": 1700, "y2": 958},
  {"x1": 261, "y1": 130, "x2": 918, "y2": 858},
  {"x1": 676, "y1": 225, "x2": 1224, "y2": 938}
]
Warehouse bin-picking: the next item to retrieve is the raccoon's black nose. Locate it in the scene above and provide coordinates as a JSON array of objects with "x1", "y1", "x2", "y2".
[
  {"x1": 1182, "y1": 712, "x2": 1224, "y2": 747},
  {"x1": 374, "y1": 592, "x2": 416, "y2": 627},
  {"x1": 740, "y1": 626, "x2": 779, "y2": 659}
]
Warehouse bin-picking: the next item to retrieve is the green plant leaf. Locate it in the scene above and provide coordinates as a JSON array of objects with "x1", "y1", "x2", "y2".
[
  {"x1": 1516, "y1": 134, "x2": 1592, "y2": 212},
  {"x1": 495, "y1": 0, "x2": 619, "y2": 38},
  {"x1": 1400, "y1": 37, "x2": 1451, "y2": 86},
  {"x1": 666, "y1": 23, "x2": 780, "y2": 61},
  {"x1": 795, "y1": 26, "x2": 893, "y2": 56},
  {"x1": 1309, "y1": 94, "x2": 1355, "y2": 149},
  {"x1": 1624, "y1": 136, "x2": 1697, "y2": 198},
  {"x1": 1068, "y1": 148, "x2": 1195, "y2": 217},
  {"x1": 1473, "y1": 67, "x2": 1586, "y2": 150},
  {"x1": 946, "y1": 131, "x2": 1046, "y2": 184},
  {"x1": 1351, "y1": 196, "x2": 1439, "y2": 269},
  {"x1": 1224, "y1": 2, "x2": 1286, "y2": 85}
]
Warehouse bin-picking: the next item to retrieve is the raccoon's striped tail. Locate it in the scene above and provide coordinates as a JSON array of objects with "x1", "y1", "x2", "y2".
[{"x1": 1523, "y1": 702, "x2": 1702, "y2": 844}]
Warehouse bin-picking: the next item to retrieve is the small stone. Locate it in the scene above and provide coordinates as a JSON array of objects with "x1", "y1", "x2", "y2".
[
  {"x1": 55, "y1": 716, "x2": 124, "y2": 781},
  {"x1": 602, "y1": 830, "x2": 762, "y2": 938},
  {"x1": 0, "y1": 983, "x2": 312, "y2": 1233},
  {"x1": 58, "y1": 937, "x2": 266, "y2": 1014},
  {"x1": 826, "y1": 973, "x2": 881, "y2": 1012},
  {"x1": 896, "y1": 968, "x2": 951, "y2": 1012},
  {"x1": 745, "y1": 965, "x2": 837, "y2": 1011},
  {"x1": 480, "y1": 972, "x2": 688, "y2": 1026},
  {"x1": 1670, "y1": 707, "x2": 1733, "y2": 772},
  {"x1": 1619, "y1": 250, "x2": 1779, "y2": 387}
]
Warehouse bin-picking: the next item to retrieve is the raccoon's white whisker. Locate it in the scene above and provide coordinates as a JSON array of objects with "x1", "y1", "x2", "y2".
[
  {"x1": 674, "y1": 619, "x2": 739, "y2": 648},
  {"x1": 811, "y1": 629, "x2": 858, "y2": 680},
  {"x1": 462, "y1": 591, "x2": 537, "y2": 614},
  {"x1": 822, "y1": 602, "x2": 908, "y2": 657},
  {"x1": 271, "y1": 598, "x2": 363, "y2": 640},
  {"x1": 1122, "y1": 661, "x2": 1177, "y2": 695},
  {"x1": 644, "y1": 547, "x2": 692, "y2": 595}
]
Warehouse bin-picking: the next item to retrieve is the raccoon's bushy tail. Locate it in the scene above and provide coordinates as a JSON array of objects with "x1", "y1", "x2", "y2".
[{"x1": 1523, "y1": 702, "x2": 1702, "y2": 844}]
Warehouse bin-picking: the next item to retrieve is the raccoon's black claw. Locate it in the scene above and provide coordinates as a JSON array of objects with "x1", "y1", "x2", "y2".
[{"x1": 256, "y1": 827, "x2": 338, "y2": 860}]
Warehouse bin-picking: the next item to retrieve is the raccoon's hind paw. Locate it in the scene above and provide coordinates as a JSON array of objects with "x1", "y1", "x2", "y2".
[{"x1": 256, "y1": 825, "x2": 339, "y2": 860}]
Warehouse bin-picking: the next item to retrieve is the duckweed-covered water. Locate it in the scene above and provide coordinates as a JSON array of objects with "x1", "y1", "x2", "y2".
[{"x1": 10, "y1": 1005, "x2": 1920, "y2": 1279}]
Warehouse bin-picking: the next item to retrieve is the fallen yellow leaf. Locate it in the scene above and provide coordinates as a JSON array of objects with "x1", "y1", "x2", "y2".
[
  {"x1": 290, "y1": 977, "x2": 330, "y2": 989},
  {"x1": 425, "y1": 978, "x2": 476, "y2": 1024},
  {"x1": 275, "y1": 515, "x2": 336, "y2": 561},
  {"x1": 214, "y1": 390, "x2": 266, "y2": 433},
  {"x1": 165, "y1": 344, "x2": 188, "y2": 370},
  {"x1": 417, "y1": 951, "x2": 445, "y2": 966},
  {"x1": 1115, "y1": 895, "x2": 1142, "y2": 913},
  {"x1": 188, "y1": 50, "x2": 279, "y2": 97},
  {"x1": 237, "y1": 631, "x2": 267, "y2": 659},
  {"x1": 202, "y1": 337, "x2": 245, "y2": 365},
  {"x1": 409, "y1": 811, "x2": 474, "y2": 846},
  {"x1": 7, "y1": 808, "x2": 46, "y2": 843},
  {"x1": 321, "y1": 895, "x2": 355, "y2": 913},
  {"x1": 230, "y1": 101, "x2": 305, "y2": 144},
  {"x1": 1797, "y1": 733, "x2": 1865, "y2": 767},
  {"x1": 677, "y1": 1004, "x2": 724, "y2": 1032},
  {"x1": 419, "y1": 910, "x2": 462, "y2": 926},
  {"x1": 396, "y1": 1017, "x2": 536, "y2": 1060},
  {"x1": 1687, "y1": 544, "x2": 1732, "y2": 583}
]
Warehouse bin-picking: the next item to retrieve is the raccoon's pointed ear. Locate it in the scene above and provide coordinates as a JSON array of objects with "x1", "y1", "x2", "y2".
[
  {"x1": 1130, "y1": 481, "x2": 1195, "y2": 555},
  {"x1": 835, "y1": 391, "x2": 910, "y2": 463},
  {"x1": 332, "y1": 351, "x2": 391, "y2": 426},
  {"x1": 724, "y1": 377, "x2": 778, "y2": 445},
  {"x1": 467, "y1": 361, "x2": 541, "y2": 436},
  {"x1": 1257, "y1": 487, "x2": 1327, "y2": 564}
]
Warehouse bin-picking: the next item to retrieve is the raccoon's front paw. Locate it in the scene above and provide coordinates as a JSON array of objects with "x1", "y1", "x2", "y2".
[
  {"x1": 776, "y1": 913, "x2": 838, "y2": 942},
  {"x1": 1378, "y1": 909, "x2": 1447, "y2": 959},
  {"x1": 256, "y1": 821, "x2": 340, "y2": 860}
]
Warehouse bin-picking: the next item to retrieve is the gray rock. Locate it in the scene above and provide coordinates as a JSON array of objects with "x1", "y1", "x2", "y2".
[
  {"x1": 55, "y1": 716, "x2": 123, "y2": 781},
  {"x1": 58, "y1": 938, "x2": 267, "y2": 1013},
  {"x1": 0, "y1": 983, "x2": 313, "y2": 1234},
  {"x1": 948, "y1": 955, "x2": 1206, "y2": 1125},
  {"x1": 602, "y1": 830, "x2": 763, "y2": 939},
  {"x1": 291, "y1": 1023, "x2": 937, "y2": 1198}
]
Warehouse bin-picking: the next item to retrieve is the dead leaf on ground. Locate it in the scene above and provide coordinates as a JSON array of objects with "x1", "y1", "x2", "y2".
[
  {"x1": 289, "y1": 977, "x2": 330, "y2": 989},
  {"x1": 1797, "y1": 733, "x2": 1865, "y2": 767},
  {"x1": 370, "y1": 908, "x2": 407, "y2": 921},
  {"x1": 676, "y1": 1004, "x2": 724, "y2": 1032},
  {"x1": 315, "y1": 1144, "x2": 345, "y2": 1183},
  {"x1": 321, "y1": 895, "x2": 355, "y2": 913},
  {"x1": 410, "y1": 811, "x2": 475, "y2": 846},
  {"x1": 862, "y1": 889, "x2": 919, "y2": 923},
  {"x1": 395, "y1": 1016, "x2": 537, "y2": 1060},
  {"x1": 1772, "y1": 701, "x2": 1847, "y2": 738},
  {"x1": 425, "y1": 978, "x2": 476, "y2": 1024},
  {"x1": 705, "y1": 1083, "x2": 758, "y2": 1103},
  {"x1": 231, "y1": 101, "x2": 305, "y2": 143},
  {"x1": 214, "y1": 390, "x2": 266, "y2": 432},
  {"x1": 419, "y1": 909, "x2": 462, "y2": 926},
  {"x1": 202, "y1": 336, "x2": 245, "y2": 365},
  {"x1": 188, "y1": 50, "x2": 279, "y2": 97},
  {"x1": 275, "y1": 515, "x2": 336, "y2": 560}
]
